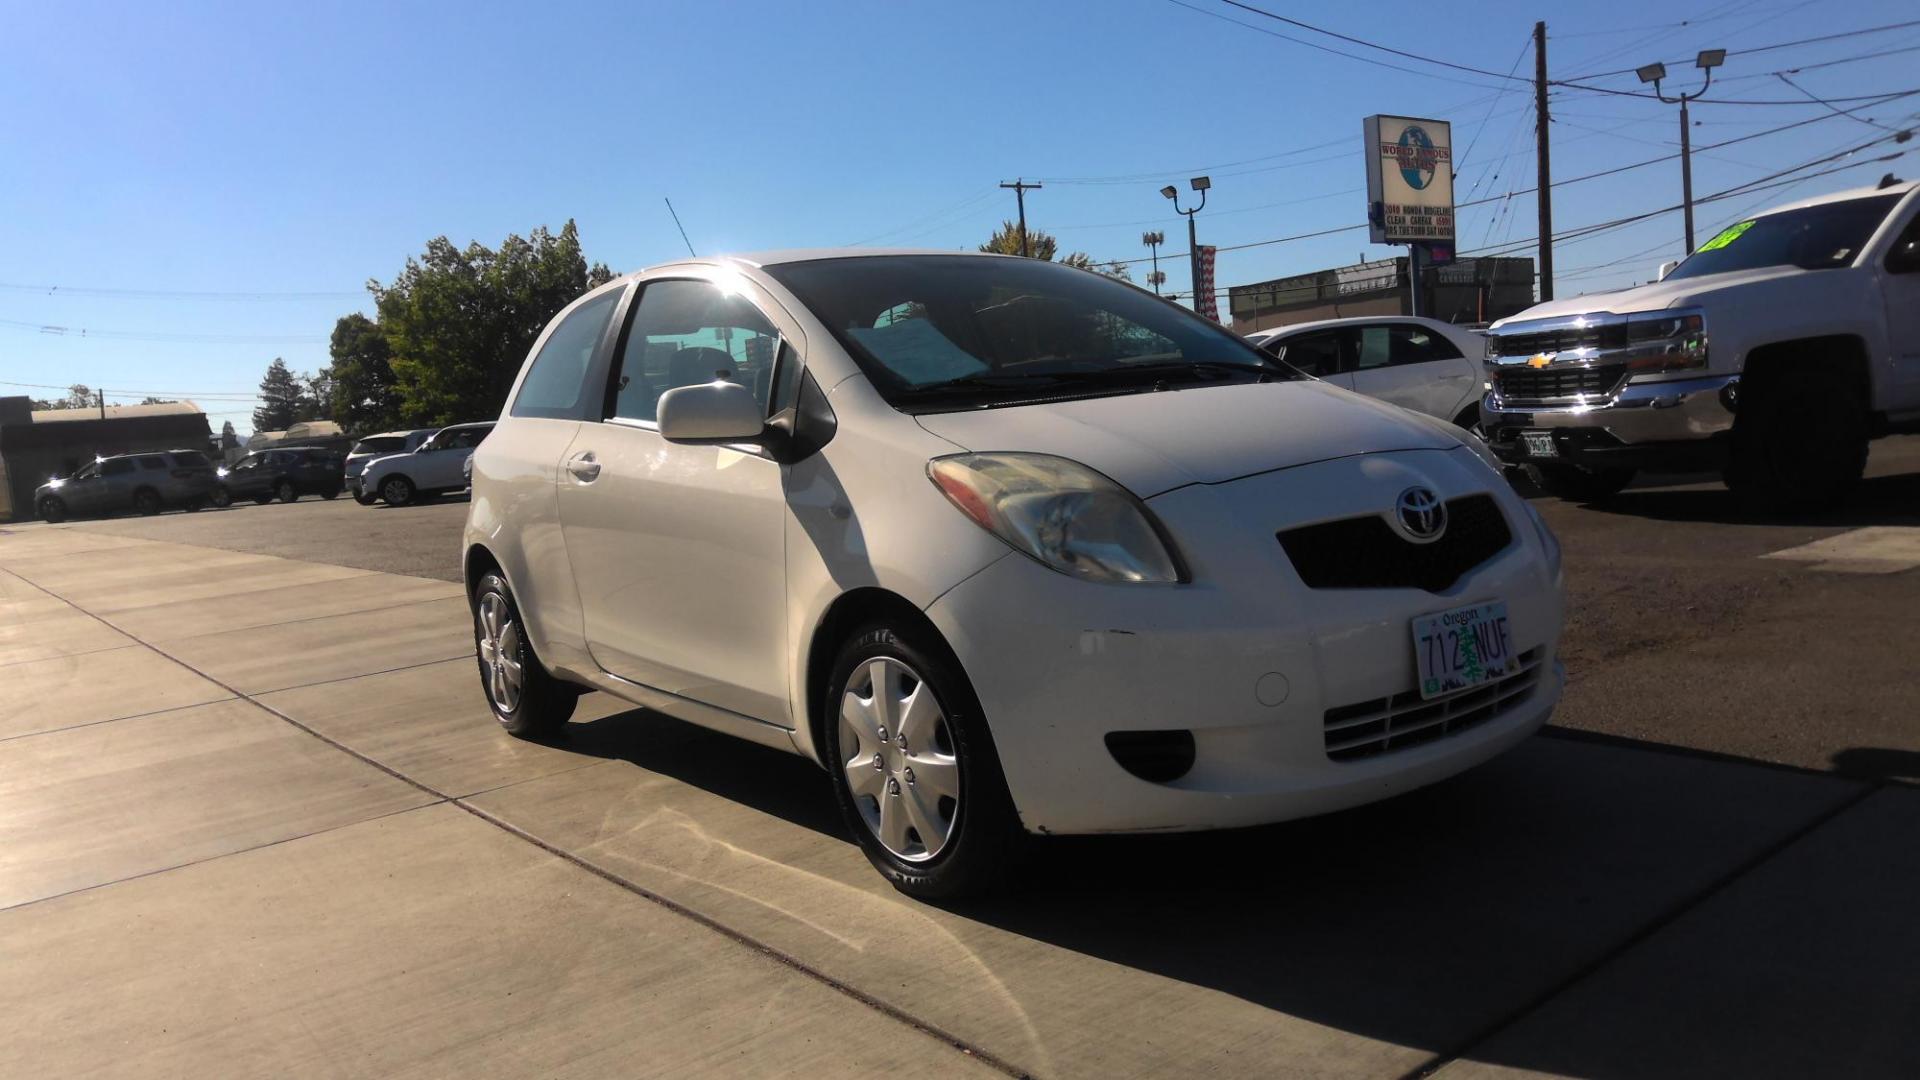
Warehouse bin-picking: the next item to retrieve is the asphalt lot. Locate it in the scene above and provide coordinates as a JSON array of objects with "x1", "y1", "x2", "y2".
[
  {"x1": 4, "y1": 440, "x2": 1918, "y2": 1077},
  {"x1": 50, "y1": 436, "x2": 1920, "y2": 780}
]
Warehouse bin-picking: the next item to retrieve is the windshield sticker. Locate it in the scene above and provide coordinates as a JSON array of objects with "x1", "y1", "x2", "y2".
[
  {"x1": 1697, "y1": 220, "x2": 1754, "y2": 252},
  {"x1": 848, "y1": 318, "x2": 989, "y2": 386}
]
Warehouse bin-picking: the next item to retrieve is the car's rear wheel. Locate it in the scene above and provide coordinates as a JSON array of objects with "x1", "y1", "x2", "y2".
[
  {"x1": 132, "y1": 488, "x2": 162, "y2": 516},
  {"x1": 183, "y1": 497, "x2": 207, "y2": 513},
  {"x1": 473, "y1": 572, "x2": 576, "y2": 737},
  {"x1": 38, "y1": 496, "x2": 67, "y2": 523},
  {"x1": 252, "y1": 493, "x2": 274, "y2": 505},
  {"x1": 381, "y1": 476, "x2": 416, "y2": 507},
  {"x1": 826, "y1": 624, "x2": 1020, "y2": 899},
  {"x1": 275, "y1": 479, "x2": 297, "y2": 503},
  {"x1": 1524, "y1": 463, "x2": 1635, "y2": 502},
  {"x1": 209, "y1": 486, "x2": 232, "y2": 508},
  {"x1": 321, "y1": 487, "x2": 341, "y2": 500}
]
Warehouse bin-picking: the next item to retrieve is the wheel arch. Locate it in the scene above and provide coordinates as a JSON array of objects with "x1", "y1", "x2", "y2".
[
  {"x1": 463, "y1": 542, "x2": 504, "y2": 602},
  {"x1": 801, "y1": 587, "x2": 954, "y2": 770},
  {"x1": 1740, "y1": 334, "x2": 1872, "y2": 409}
]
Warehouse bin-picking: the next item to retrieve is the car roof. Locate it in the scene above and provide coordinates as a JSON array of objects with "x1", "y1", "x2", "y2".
[
  {"x1": 610, "y1": 248, "x2": 1032, "y2": 282},
  {"x1": 1251, "y1": 315, "x2": 1477, "y2": 339},
  {"x1": 435, "y1": 421, "x2": 494, "y2": 432},
  {"x1": 1756, "y1": 178, "x2": 1917, "y2": 216}
]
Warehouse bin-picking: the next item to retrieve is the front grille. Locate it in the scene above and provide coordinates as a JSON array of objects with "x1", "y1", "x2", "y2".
[
  {"x1": 1323, "y1": 647, "x2": 1544, "y2": 762},
  {"x1": 1490, "y1": 323, "x2": 1627, "y2": 357},
  {"x1": 1278, "y1": 494, "x2": 1513, "y2": 593},
  {"x1": 1493, "y1": 363, "x2": 1627, "y2": 403}
]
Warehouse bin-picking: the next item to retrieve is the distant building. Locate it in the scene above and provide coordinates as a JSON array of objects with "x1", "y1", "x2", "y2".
[
  {"x1": 1228, "y1": 256, "x2": 1536, "y2": 334},
  {"x1": 238, "y1": 420, "x2": 350, "y2": 463},
  {"x1": 0, "y1": 397, "x2": 212, "y2": 521}
]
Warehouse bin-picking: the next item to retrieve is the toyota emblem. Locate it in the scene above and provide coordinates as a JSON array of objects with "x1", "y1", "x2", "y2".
[{"x1": 1394, "y1": 487, "x2": 1448, "y2": 543}]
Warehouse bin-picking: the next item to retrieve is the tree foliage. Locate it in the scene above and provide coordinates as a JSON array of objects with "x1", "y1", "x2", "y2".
[
  {"x1": 252, "y1": 358, "x2": 304, "y2": 432},
  {"x1": 325, "y1": 313, "x2": 400, "y2": 432},
  {"x1": 373, "y1": 220, "x2": 614, "y2": 426},
  {"x1": 980, "y1": 220, "x2": 1059, "y2": 261},
  {"x1": 31, "y1": 385, "x2": 96, "y2": 411}
]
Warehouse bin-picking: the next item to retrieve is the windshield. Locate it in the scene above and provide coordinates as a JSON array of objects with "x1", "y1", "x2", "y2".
[
  {"x1": 764, "y1": 255, "x2": 1289, "y2": 410},
  {"x1": 351, "y1": 437, "x2": 404, "y2": 456},
  {"x1": 1665, "y1": 194, "x2": 1901, "y2": 281}
]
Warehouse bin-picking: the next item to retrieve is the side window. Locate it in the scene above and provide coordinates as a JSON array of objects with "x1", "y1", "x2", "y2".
[
  {"x1": 444, "y1": 428, "x2": 483, "y2": 450},
  {"x1": 1272, "y1": 331, "x2": 1343, "y2": 378},
  {"x1": 768, "y1": 343, "x2": 804, "y2": 415},
  {"x1": 137, "y1": 456, "x2": 168, "y2": 471},
  {"x1": 1889, "y1": 215, "x2": 1920, "y2": 274},
  {"x1": 511, "y1": 289, "x2": 621, "y2": 419},
  {"x1": 73, "y1": 462, "x2": 101, "y2": 480},
  {"x1": 1355, "y1": 325, "x2": 1455, "y2": 371},
  {"x1": 102, "y1": 458, "x2": 135, "y2": 476},
  {"x1": 609, "y1": 279, "x2": 783, "y2": 423}
]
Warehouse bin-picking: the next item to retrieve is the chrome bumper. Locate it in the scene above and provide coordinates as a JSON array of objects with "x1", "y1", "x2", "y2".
[{"x1": 1484, "y1": 373, "x2": 1739, "y2": 444}]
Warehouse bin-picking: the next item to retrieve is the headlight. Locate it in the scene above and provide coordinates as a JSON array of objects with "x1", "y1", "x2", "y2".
[
  {"x1": 1623, "y1": 308, "x2": 1707, "y2": 372},
  {"x1": 216, "y1": 467, "x2": 229, "y2": 477},
  {"x1": 927, "y1": 453, "x2": 1184, "y2": 584},
  {"x1": 1524, "y1": 502, "x2": 1562, "y2": 581}
]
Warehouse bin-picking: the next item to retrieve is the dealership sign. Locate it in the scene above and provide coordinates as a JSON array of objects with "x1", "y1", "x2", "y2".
[
  {"x1": 1195, "y1": 245, "x2": 1219, "y2": 321},
  {"x1": 1364, "y1": 115, "x2": 1455, "y2": 244}
]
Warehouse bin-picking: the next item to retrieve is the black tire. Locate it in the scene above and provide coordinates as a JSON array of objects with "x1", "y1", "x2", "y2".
[
  {"x1": 380, "y1": 475, "x2": 415, "y2": 507},
  {"x1": 183, "y1": 497, "x2": 207, "y2": 513},
  {"x1": 38, "y1": 496, "x2": 67, "y2": 523},
  {"x1": 1524, "y1": 463, "x2": 1635, "y2": 502},
  {"x1": 472, "y1": 572, "x2": 576, "y2": 737},
  {"x1": 353, "y1": 491, "x2": 377, "y2": 506},
  {"x1": 320, "y1": 487, "x2": 341, "y2": 500},
  {"x1": 825, "y1": 624, "x2": 1020, "y2": 899},
  {"x1": 209, "y1": 486, "x2": 233, "y2": 508},
  {"x1": 253, "y1": 493, "x2": 275, "y2": 505},
  {"x1": 275, "y1": 479, "x2": 298, "y2": 504},
  {"x1": 132, "y1": 488, "x2": 162, "y2": 516},
  {"x1": 1725, "y1": 367, "x2": 1867, "y2": 515}
]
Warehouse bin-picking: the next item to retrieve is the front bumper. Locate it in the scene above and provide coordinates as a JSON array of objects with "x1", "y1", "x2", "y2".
[
  {"x1": 1483, "y1": 373, "x2": 1739, "y2": 471},
  {"x1": 924, "y1": 449, "x2": 1564, "y2": 836}
]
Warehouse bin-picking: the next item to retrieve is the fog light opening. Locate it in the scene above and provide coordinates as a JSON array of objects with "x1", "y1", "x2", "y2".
[{"x1": 1104, "y1": 730, "x2": 1197, "y2": 783}]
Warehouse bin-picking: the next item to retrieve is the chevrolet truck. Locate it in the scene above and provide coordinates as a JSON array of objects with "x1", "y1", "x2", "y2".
[{"x1": 1482, "y1": 176, "x2": 1920, "y2": 511}]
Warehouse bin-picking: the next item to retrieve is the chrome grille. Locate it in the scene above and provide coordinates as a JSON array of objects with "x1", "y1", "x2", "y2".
[
  {"x1": 1492, "y1": 364, "x2": 1627, "y2": 403},
  {"x1": 1489, "y1": 323, "x2": 1627, "y2": 357},
  {"x1": 1322, "y1": 647, "x2": 1544, "y2": 762}
]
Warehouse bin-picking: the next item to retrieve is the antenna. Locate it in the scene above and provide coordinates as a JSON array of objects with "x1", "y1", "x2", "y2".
[{"x1": 664, "y1": 197, "x2": 696, "y2": 257}]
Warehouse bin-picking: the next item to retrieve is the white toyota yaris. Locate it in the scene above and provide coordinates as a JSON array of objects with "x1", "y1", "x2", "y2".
[{"x1": 465, "y1": 250, "x2": 1565, "y2": 897}]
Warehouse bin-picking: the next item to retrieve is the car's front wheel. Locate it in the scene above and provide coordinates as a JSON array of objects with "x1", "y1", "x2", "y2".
[
  {"x1": 826, "y1": 624, "x2": 1020, "y2": 899},
  {"x1": 473, "y1": 573, "x2": 577, "y2": 737},
  {"x1": 38, "y1": 496, "x2": 67, "y2": 523},
  {"x1": 275, "y1": 479, "x2": 298, "y2": 503},
  {"x1": 209, "y1": 486, "x2": 232, "y2": 508},
  {"x1": 132, "y1": 488, "x2": 162, "y2": 516},
  {"x1": 380, "y1": 476, "x2": 415, "y2": 506}
]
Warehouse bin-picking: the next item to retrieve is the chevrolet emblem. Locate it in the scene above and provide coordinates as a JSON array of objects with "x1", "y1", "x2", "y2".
[{"x1": 1526, "y1": 353, "x2": 1554, "y2": 369}]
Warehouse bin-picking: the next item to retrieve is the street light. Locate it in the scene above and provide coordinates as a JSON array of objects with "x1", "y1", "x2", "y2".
[
  {"x1": 1163, "y1": 176, "x2": 1210, "y2": 311},
  {"x1": 1142, "y1": 231, "x2": 1165, "y2": 295},
  {"x1": 1641, "y1": 48, "x2": 1724, "y2": 252}
]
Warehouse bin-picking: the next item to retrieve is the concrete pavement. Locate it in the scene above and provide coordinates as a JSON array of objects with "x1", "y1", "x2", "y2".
[{"x1": 2, "y1": 524, "x2": 1916, "y2": 1077}]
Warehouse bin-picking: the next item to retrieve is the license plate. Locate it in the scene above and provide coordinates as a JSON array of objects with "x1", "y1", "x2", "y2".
[
  {"x1": 1521, "y1": 431, "x2": 1557, "y2": 458},
  {"x1": 1412, "y1": 600, "x2": 1517, "y2": 700}
]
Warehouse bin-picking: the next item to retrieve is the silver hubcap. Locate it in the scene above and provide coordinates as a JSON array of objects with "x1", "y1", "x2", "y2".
[
  {"x1": 384, "y1": 479, "x2": 407, "y2": 502},
  {"x1": 475, "y1": 593, "x2": 524, "y2": 714},
  {"x1": 840, "y1": 657, "x2": 959, "y2": 862}
]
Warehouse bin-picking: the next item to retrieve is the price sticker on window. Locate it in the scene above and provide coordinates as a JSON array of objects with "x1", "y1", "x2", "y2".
[{"x1": 1698, "y1": 220, "x2": 1754, "y2": 252}]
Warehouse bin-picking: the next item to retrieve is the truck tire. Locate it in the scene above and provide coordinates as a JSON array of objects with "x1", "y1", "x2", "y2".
[
  {"x1": 1524, "y1": 464, "x2": 1635, "y2": 502},
  {"x1": 1726, "y1": 368, "x2": 1866, "y2": 514}
]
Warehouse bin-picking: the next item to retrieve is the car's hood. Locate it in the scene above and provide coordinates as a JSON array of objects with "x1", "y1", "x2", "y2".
[
  {"x1": 1492, "y1": 264, "x2": 1808, "y2": 326},
  {"x1": 913, "y1": 380, "x2": 1460, "y2": 496}
]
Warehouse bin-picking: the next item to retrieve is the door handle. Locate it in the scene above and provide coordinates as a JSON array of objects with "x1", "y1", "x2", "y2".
[{"x1": 566, "y1": 452, "x2": 601, "y2": 483}]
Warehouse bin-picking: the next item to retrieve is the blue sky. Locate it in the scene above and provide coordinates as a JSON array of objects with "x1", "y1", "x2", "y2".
[{"x1": 3, "y1": 0, "x2": 1915, "y2": 432}]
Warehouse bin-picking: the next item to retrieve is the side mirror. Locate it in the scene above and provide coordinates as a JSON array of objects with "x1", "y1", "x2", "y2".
[
  {"x1": 658, "y1": 380, "x2": 765, "y2": 445},
  {"x1": 1656, "y1": 260, "x2": 1680, "y2": 281}
]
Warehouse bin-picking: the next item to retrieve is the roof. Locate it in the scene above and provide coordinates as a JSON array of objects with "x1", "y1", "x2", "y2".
[
  {"x1": 1248, "y1": 315, "x2": 1483, "y2": 339},
  {"x1": 29, "y1": 399, "x2": 204, "y2": 424},
  {"x1": 619, "y1": 248, "x2": 1023, "y2": 279},
  {"x1": 1755, "y1": 178, "x2": 1917, "y2": 216}
]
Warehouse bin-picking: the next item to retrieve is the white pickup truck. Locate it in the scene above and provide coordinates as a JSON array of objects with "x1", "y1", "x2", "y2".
[{"x1": 1482, "y1": 177, "x2": 1920, "y2": 511}]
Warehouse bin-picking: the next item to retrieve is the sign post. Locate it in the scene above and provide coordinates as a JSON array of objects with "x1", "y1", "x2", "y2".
[{"x1": 1364, "y1": 115, "x2": 1455, "y2": 320}]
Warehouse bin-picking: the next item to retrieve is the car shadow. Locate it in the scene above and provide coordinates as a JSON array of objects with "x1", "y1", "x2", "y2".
[
  {"x1": 1578, "y1": 471, "x2": 1920, "y2": 527},
  {"x1": 1830, "y1": 746, "x2": 1920, "y2": 784},
  {"x1": 537, "y1": 708, "x2": 1898, "y2": 1076}
]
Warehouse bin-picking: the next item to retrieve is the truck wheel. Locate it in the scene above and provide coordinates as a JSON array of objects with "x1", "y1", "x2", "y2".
[
  {"x1": 1726, "y1": 368, "x2": 1866, "y2": 514},
  {"x1": 1523, "y1": 464, "x2": 1635, "y2": 502}
]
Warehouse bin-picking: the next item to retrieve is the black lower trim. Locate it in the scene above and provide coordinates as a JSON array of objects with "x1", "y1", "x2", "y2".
[{"x1": 1488, "y1": 428, "x2": 1731, "y2": 473}]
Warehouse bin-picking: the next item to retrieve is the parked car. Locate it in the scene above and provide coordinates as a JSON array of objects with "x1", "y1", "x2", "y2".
[
  {"x1": 356, "y1": 422, "x2": 492, "y2": 506},
  {"x1": 35, "y1": 449, "x2": 217, "y2": 522},
  {"x1": 1482, "y1": 178, "x2": 1920, "y2": 508},
  {"x1": 465, "y1": 250, "x2": 1565, "y2": 897},
  {"x1": 1246, "y1": 316, "x2": 1487, "y2": 430},
  {"x1": 213, "y1": 446, "x2": 346, "y2": 506},
  {"x1": 344, "y1": 429, "x2": 436, "y2": 500}
]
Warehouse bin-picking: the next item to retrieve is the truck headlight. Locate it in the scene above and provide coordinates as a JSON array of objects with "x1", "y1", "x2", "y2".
[
  {"x1": 928, "y1": 453, "x2": 1186, "y2": 584},
  {"x1": 1624, "y1": 309, "x2": 1707, "y2": 372}
]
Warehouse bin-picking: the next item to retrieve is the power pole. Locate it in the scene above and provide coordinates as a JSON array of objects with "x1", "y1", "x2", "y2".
[
  {"x1": 1533, "y1": 20, "x2": 1554, "y2": 302},
  {"x1": 97, "y1": 389, "x2": 105, "y2": 420},
  {"x1": 999, "y1": 179, "x2": 1042, "y2": 257}
]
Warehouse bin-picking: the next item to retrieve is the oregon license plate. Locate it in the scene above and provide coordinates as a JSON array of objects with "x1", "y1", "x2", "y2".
[
  {"x1": 1412, "y1": 600, "x2": 1516, "y2": 700},
  {"x1": 1521, "y1": 431, "x2": 1557, "y2": 458}
]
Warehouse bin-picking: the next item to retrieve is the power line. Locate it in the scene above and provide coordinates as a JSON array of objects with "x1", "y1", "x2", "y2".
[
  {"x1": 1208, "y1": 0, "x2": 1534, "y2": 84},
  {"x1": 1159, "y1": 0, "x2": 1517, "y2": 91},
  {"x1": 1563, "y1": 18, "x2": 1920, "y2": 80},
  {"x1": 0, "y1": 282, "x2": 362, "y2": 302},
  {"x1": 0, "y1": 317, "x2": 323, "y2": 345}
]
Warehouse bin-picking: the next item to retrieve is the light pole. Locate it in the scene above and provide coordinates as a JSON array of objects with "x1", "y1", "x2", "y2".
[
  {"x1": 1161, "y1": 176, "x2": 1210, "y2": 310},
  {"x1": 1639, "y1": 49, "x2": 1725, "y2": 253},
  {"x1": 1141, "y1": 231, "x2": 1165, "y2": 295}
]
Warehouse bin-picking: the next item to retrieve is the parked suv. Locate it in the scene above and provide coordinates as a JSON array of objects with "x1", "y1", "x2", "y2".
[
  {"x1": 35, "y1": 449, "x2": 217, "y2": 521},
  {"x1": 1483, "y1": 178, "x2": 1920, "y2": 509},
  {"x1": 344, "y1": 429, "x2": 436, "y2": 502},
  {"x1": 1248, "y1": 316, "x2": 1486, "y2": 429},
  {"x1": 465, "y1": 251, "x2": 1565, "y2": 897},
  {"x1": 356, "y1": 422, "x2": 492, "y2": 506},
  {"x1": 214, "y1": 447, "x2": 346, "y2": 505}
]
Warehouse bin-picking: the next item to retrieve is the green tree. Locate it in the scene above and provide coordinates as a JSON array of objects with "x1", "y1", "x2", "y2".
[
  {"x1": 980, "y1": 220, "x2": 1059, "y2": 261},
  {"x1": 138, "y1": 396, "x2": 176, "y2": 405},
  {"x1": 375, "y1": 220, "x2": 614, "y2": 425},
  {"x1": 34, "y1": 384, "x2": 95, "y2": 410},
  {"x1": 297, "y1": 369, "x2": 333, "y2": 423},
  {"x1": 252, "y1": 358, "x2": 304, "y2": 432},
  {"x1": 324, "y1": 313, "x2": 400, "y2": 432}
]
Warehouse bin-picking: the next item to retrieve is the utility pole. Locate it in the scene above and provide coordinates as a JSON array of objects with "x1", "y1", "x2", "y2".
[
  {"x1": 97, "y1": 389, "x2": 105, "y2": 420},
  {"x1": 1639, "y1": 49, "x2": 1724, "y2": 253},
  {"x1": 1533, "y1": 20, "x2": 1553, "y2": 302},
  {"x1": 1142, "y1": 231, "x2": 1166, "y2": 295},
  {"x1": 999, "y1": 179, "x2": 1043, "y2": 257}
]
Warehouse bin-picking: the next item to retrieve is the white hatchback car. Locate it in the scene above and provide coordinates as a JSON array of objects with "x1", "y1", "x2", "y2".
[
  {"x1": 1247, "y1": 316, "x2": 1487, "y2": 430},
  {"x1": 357, "y1": 421, "x2": 493, "y2": 506},
  {"x1": 466, "y1": 251, "x2": 1565, "y2": 897}
]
